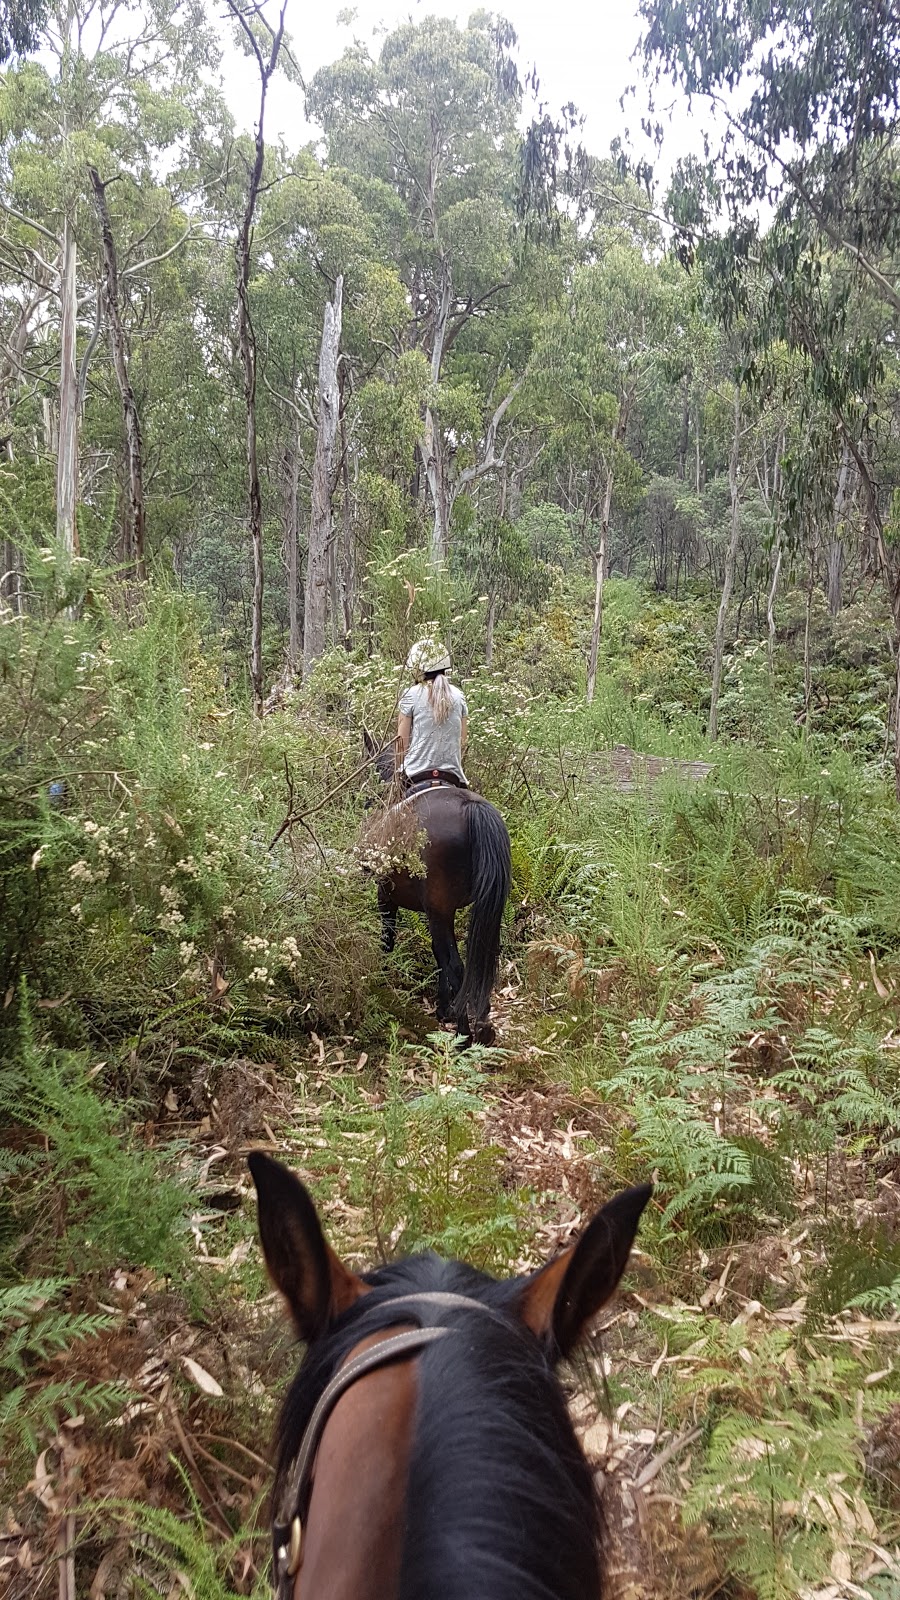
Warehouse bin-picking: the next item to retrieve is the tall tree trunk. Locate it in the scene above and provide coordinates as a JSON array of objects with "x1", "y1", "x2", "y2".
[
  {"x1": 708, "y1": 388, "x2": 741, "y2": 740},
  {"x1": 826, "y1": 537, "x2": 844, "y2": 616},
  {"x1": 339, "y1": 410, "x2": 354, "y2": 642},
  {"x1": 286, "y1": 412, "x2": 302, "y2": 675},
  {"x1": 236, "y1": 269, "x2": 263, "y2": 714},
  {"x1": 89, "y1": 168, "x2": 145, "y2": 578},
  {"x1": 767, "y1": 536, "x2": 782, "y2": 679},
  {"x1": 226, "y1": 0, "x2": 287, "y2": 716},
  {"x1": 485, "y1": 593, "x2": 497, "y2": 666},
  {"x1": 56, "y1": 216, "x2": 79, "y2": 557},
  {"x1": 586, "y1": 469, "x2": 614, "y2": 705},
  {"x1": 420, "y1": 261, "x2": 453, "y2": 563},
  {"x1": 304, "y1": 275, "x2": 343, "y2": 676},
  {"x1": 677, "y1": 376, "x2": 690, "y2": 481},
  {"x1": 801, "y1": 525, "x2": 820, "y2": 722},
  {"x1": 826, "y1": 443, "x2": 851, "y2": 615},
  {"x1": 422, "y1": 406, "x2": 451, "y2": 562}
]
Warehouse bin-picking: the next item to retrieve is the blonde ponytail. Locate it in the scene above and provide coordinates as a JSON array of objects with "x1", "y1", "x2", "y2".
[{"x1": 426, "y1": 672, "x2": 453, "y2": 725}]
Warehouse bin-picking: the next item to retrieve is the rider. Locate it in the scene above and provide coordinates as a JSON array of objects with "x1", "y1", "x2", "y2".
[{"x1": 397, "y1": 639, "x2": 469, "y2": 789}]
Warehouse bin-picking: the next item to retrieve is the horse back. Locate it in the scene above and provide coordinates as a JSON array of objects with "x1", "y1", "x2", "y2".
[{"x1": 390, "y1": 787, "x2": 475, "y2": 915}]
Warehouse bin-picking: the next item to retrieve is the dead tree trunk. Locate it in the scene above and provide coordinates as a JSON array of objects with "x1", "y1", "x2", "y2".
[
  {"x1": 227, "y1": 0, "x2": 288, "y2": 716},
  {"x1": 88, "y1": 167, "x2": 146, "y2": 578},
  {"x1": 286, "y1": 412, "x2": 302, "y2": 674},
  {"x1": 56, "y1": 216, "x2": 79, "y2": 557},
  {"x1": 304, "y1": 275, "x2": 343, "y2": 676},
  {"x1": 339, "y1": 409, "x2": 354, "y2": 643},
  {"x1": 709, "y1": 387, "x2": 742, "y2": 741}
]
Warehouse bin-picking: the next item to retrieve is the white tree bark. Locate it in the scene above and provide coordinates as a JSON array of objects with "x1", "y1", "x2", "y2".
[
  {"x1": 586, "y1": 467, "x2": 614, "y2": 705},
  {"x1": 420, "y1": 262, "x2": 452, "y2": 563},
  {"x1": 708, "y1": 387, "x2": 742, "y2": 740},
  {"x1": 55, "y1": 216, "x2": 79, "y2": 557},
  {"x1": 304, "y1": 275, "x2": 343, "y2": 675},
  {"x1": 286, "y1": 411, "x2": 302, "y2": 674},
  {"x1": 827, "y1": 443, "x2": 851, "y2": 615}
]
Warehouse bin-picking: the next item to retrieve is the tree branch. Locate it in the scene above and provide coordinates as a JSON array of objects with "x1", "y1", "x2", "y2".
[
  {"x1": 121, "y1": 220, "x2": 197, "y2": 278},
  {"x1": 0, "y1": 198, "x2": 57, "y2": 244},
  {"x1": 76, "y1": 292, "x2": 103, "y2": 409},
  {"x1": 457, "y1": 379, "x2": 524, "y2": 490}
]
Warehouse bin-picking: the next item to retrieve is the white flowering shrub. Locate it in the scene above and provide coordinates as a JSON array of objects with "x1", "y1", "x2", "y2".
[{"x1": 0, "y1": 583, "x2": 383, "y2": 1072}]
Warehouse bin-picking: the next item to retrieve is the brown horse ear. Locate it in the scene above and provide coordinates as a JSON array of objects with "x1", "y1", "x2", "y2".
[
  {"x1": 248, "y1": 1152, "x2": 368, "y2": 1341},
  {"x1": 517, "y1": 1185, "x2": 652, "y2": 1360}
]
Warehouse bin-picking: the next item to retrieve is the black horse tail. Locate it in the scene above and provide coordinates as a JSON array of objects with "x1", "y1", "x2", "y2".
[{"x1": 453, "y1": 798, "x2": 511, "y2": 1033}]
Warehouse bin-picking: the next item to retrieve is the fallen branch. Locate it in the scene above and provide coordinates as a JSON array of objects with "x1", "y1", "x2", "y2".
[
  {"x1": 632, "y1": 1427, "x2": 702, "y2": 1491},
  {"x1": 168, "y1": 1403, "x2": 234, "y2": 1539},
  {"x1": 268, "y1": 749, "x2": 385, "y2": 850},
  {"x1": 267, "y1": 691, "x2": 403, "y2": 851}
]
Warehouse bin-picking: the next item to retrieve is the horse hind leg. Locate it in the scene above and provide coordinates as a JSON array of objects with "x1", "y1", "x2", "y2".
[
  {"x1": 427, "y1": 911, "x2": 463, "y2": 1022},
  {"x1": 377, "y1": 881, "x2": 398, "y2": 953}
]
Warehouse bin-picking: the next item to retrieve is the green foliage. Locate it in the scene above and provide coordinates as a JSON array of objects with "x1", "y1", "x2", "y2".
[
  {"x1": 630, "y1": 1301, "x2": 900, "y2": 1600},
  {"x1": 0, "y1": 1278, "x2": 129, "y2": 1458},
  {"x1": 311, "y1": 1031, "x2": 523, "y2": 1271},
  {"x1": 0, "y1": 584, "x2": 384, "y2": 1062},
  {"x1": 97, "y1": 1493, "x2": 270, "y2": 1599},
  {"x1": 0, "y1": 1023, "x2": 191, "y2": 1278},
  {"x1": 6, "y1": 0, "x2": 900, "y2": 1591}
]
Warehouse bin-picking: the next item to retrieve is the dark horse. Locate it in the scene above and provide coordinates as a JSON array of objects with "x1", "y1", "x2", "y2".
[
  {"x1": 362, "y1": 730, "x2": 511, "y2": 1043},
  {"x1": 249, "y1": 1152, "x2": 652, "y2": 1600}
]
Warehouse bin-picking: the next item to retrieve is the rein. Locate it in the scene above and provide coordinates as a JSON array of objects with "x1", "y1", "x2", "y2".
[{"x1": 272, "y1": 1290, "x2": 500, "y2": 1597}]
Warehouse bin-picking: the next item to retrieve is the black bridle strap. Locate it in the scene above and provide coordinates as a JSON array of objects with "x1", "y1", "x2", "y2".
[{"x1": 273, "y1": 1325, "x2": 447, "y2": 1585}]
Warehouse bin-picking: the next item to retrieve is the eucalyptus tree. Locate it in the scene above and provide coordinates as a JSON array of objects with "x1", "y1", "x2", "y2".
[
  {"x1": 253, "y1": 156, "x2": 408, "y2": 675},
  {"x1": 639, "y1": 0, "x2": 900, "y2": 789},
  {"x1": 531, "y1": 235, "x2": 682, "y2": 700},
  {"x1": 223, "y1": 0, "x2": 289, "y2": 714},
  {"x1": 307, "y1": 14, "x2": 524, "y2": 562},
  {"x1": 0, "y1": 0, "x2": 45, "y2": 62},
  {"x1": 0, "y1": 0, "x2": 219, "y2": 562}
]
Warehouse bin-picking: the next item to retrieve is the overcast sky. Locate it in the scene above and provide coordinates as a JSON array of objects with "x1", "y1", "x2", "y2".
[{"x1": 217, "y1": 0, "x2": 698, "y2": 178}]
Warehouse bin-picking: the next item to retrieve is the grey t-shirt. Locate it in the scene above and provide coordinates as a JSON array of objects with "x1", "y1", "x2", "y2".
[{"x1": 399, "y1": 681, "x2": 468, "y2": 783}]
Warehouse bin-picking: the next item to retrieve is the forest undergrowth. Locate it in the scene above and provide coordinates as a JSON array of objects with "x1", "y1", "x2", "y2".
[{"x1": 3, "y1": 571, "x2": 900, "y2": 1600}]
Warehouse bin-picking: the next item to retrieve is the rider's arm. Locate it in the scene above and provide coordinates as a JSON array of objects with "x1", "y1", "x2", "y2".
[
  {"x1": 397, "y1": 712, "x2": 412, "y2": 759},
  {"x1": 460, "y1": 714, "x2": 468, "y2": 752}
]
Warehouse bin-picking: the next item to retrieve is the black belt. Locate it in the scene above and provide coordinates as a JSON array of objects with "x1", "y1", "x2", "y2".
[{"x1": 404, "y1": 768, "x2": 465, "y2": 791}]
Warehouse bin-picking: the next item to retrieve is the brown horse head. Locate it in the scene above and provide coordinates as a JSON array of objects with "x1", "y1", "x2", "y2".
[
  {"x1": 250, "y1": 1151, "x2": 651, "y2": 1600},
  {"x1": 363, "y1": 726, "x2": 396, "y2": 785}
]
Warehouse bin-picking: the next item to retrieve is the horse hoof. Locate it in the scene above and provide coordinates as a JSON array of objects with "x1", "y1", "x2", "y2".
[{"x1": 473, "y1": 1022, "x2": 496, "y2": 1047}]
